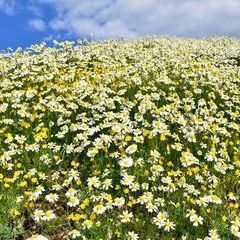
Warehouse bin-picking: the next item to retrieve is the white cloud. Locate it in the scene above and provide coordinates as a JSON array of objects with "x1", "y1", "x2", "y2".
[
  {"x1": 28, "y1": 18, "x2": 46, "y2": 31},
  {"x1": 26, "y1": 5, "x2": 43, "y2": 17},
  {"x1": 37, "y1": 0, "x2": 240, "y2": 38},
  {"x1": 0, "y1": 0, "x2": 16, "y2": 15}
]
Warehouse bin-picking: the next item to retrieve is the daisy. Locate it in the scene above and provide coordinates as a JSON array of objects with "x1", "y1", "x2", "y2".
[
  {"x1": 164, "y1": 220, "x2": 175, "y2": 232},
  {"x1": 45, "y1": 193, "x2": 59, "y2": 203},
  {"x1": 68, "y1": 229, "x2": 81, "y2": 239},
  {"x1": 120, "y1": 210, "x2": 133, "y2": 223},
  {"x1": 67, "y1": 196, "x2": 80, "y2": 207},
  {"x1": 42, "y1": 210, "x2": 56, "y2": 221},
  {"x1": 128, "y1": 231, "x2": 139, "y2": 240},
  {"x1": 33, "y1": 209, "x2": 44, "y2": 222}
]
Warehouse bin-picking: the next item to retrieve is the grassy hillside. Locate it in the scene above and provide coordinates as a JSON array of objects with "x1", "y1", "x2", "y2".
[{"x1": 0, "y1": 37, "x2": 240, "y2": 239}]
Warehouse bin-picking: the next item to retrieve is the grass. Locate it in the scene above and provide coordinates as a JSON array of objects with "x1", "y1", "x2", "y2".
[{"x1": 0, "y1": 37, "x2": 239, "y2": 239}]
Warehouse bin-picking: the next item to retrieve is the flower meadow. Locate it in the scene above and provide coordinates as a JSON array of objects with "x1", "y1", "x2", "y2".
[{"x1": 0, "y1": 37, "x2": 240, "y2": 240}]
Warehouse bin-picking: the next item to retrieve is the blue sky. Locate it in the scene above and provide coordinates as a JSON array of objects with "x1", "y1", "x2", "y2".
[{"x1": 1, "y1": 0, "x2": 240, "y2": 50}]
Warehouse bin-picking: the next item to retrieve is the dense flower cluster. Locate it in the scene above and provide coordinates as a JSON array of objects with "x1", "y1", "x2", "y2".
[{"x1": 0, "y1": 37, "x2": 240, "y2": 239}]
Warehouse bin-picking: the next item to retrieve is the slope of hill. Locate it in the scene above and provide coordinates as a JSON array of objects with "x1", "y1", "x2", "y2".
[{"x1": 0, "y1": 37, "x2": 240, "y2": 239}]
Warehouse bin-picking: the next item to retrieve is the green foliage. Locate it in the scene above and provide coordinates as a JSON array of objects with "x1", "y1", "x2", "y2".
[{"x1": 0, "y1": 37, "x2": 240, "y2": 239}]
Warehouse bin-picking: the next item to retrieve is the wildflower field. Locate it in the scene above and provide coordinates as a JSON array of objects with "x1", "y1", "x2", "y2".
[{"x1": 0, "y1": 37, "x2": 240, "y2": 240}]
